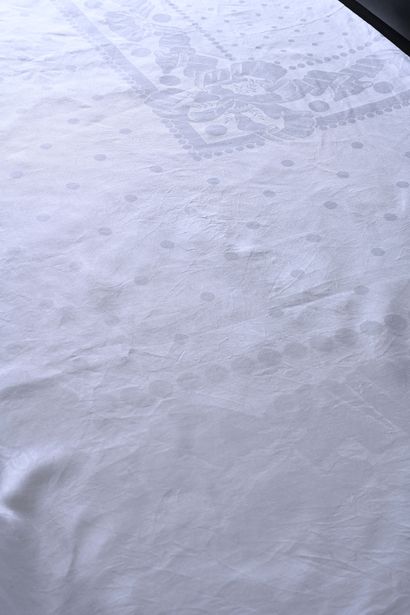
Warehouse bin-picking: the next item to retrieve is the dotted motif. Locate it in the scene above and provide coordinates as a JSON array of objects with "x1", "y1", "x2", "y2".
[
  {"x1": 165, "y1": 0, "x2": 235, "y2": 61},
  {"x1": 52, "y1": 0, "x2": 410, "y2": 160}
]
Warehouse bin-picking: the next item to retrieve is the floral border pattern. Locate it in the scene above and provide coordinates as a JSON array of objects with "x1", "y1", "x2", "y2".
[{"x1": 52, "y1": 0, "x2": 410, "y2": 158}]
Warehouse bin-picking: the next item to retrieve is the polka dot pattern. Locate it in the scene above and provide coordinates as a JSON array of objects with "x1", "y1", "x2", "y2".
[
  {"x1": 200, "y1": 291, "x2": 215, "y2": 302},
  {"x1": 134, "y1": 275, "x2": 149, "y2": 285},
  {"x1": 161, "y1": 240, "x2": 175, "y2": 249},
  {"x1": 384, "y1": 314, "x2": 407, "y2": 332},
  {"x1": 306, "y1": 234, "x2": 321, "y2": 242},
  {"x1": 98, "y1": 227, "x2": 112, "y2": 236},
  {"x1": 3, "y1": 6, "x2": 410, "y2": 609}
]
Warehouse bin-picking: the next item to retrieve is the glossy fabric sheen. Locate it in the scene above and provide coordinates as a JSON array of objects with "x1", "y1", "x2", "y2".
[{"x1": 1, "y1": 1, "x2": 409, "y2": 614}]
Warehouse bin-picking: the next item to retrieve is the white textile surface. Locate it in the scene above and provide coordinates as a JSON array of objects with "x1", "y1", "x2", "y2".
[{"x1": 1, "y1": 0, "x2": 410, "y2": 613}]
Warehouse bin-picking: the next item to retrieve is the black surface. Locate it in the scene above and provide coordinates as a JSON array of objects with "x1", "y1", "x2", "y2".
[
  {"x1": 356, "y1": 0, "x2": 410, "y2": 39},
  {"x1": 339, "y1": 0, "x2": 410, "y2": 55}
]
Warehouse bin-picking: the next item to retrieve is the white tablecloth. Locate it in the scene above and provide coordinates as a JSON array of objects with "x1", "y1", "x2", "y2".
[{"x1": 1, "y1": 1, "x2": 410, "y2": 613}]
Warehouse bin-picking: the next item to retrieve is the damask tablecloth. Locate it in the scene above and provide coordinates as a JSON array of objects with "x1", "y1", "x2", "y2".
[{"x1": 1, "y1": 0, "x2": 410, "y2": 613}]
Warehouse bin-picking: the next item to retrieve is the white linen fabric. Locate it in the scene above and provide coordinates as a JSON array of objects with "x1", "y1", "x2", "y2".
[{"x1": 1, "y1": 1, "x2": 409, "y2": 613}]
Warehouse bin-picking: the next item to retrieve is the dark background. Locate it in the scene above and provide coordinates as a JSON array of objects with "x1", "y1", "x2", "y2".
[{"x1": 339, "y1": 0, "x2": 410, "y2": 55}]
